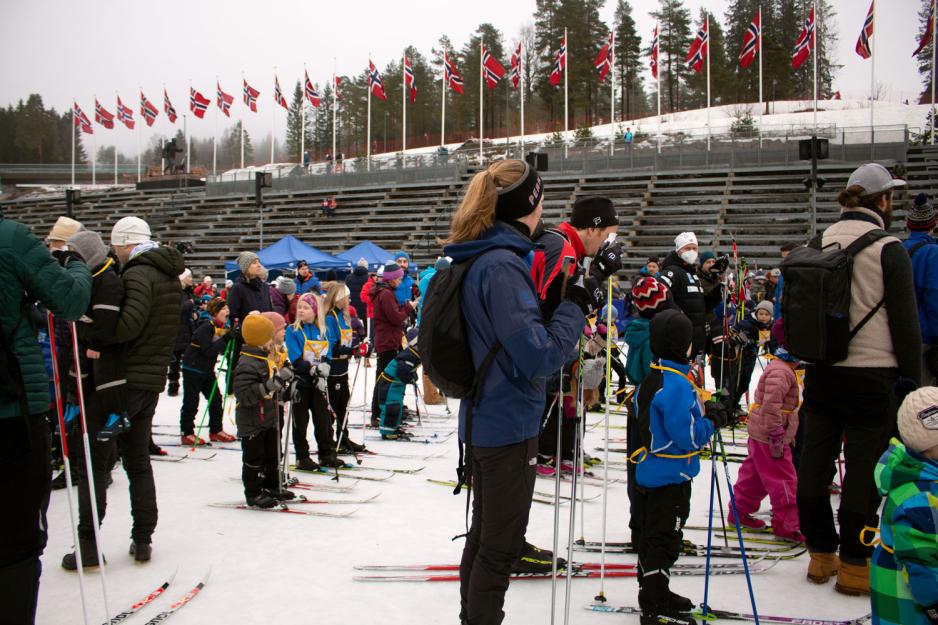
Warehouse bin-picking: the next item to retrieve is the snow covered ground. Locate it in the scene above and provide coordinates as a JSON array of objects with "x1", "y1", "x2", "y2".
[{"x1": 37, "y1": 354, "x2": 871, "y2": 625}]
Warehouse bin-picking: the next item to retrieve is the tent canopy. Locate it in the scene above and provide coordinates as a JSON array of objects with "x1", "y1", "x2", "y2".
[
  {"x1": 225, "y1": 235, "x2": 350, "y2": 276},
  {"x1": 336, "y1": 240, "x2": 398, "y2": 271}
]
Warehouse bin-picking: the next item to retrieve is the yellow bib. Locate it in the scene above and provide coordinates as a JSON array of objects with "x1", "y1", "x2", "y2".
[{"x1": 303, "y1": 338, "x2": 329, "y2": 364}]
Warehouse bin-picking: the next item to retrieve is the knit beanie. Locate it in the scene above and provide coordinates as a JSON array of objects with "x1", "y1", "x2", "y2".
[
  {"x1": 599, "y1": 304, "x2": 619, "y2": 321},
  {"x1": 276, "y1": 276, "x2": 297, "y2": 295},
  {"x1": 48, "y1": 216, "x2": 84, "y2": 243},
  {"x1": 897, "y1": 387, "x2": 938, "y2": 455},
  {"x1": 383, "y1": 262, "x2": 404, "y2": 282},
  {"x1": 435, "y1": 256, "x2": 452, "y2": 271},
  {"x1": 66, "y1": 230, "x2": 108, "y2": 269},
  {"x1": 207, "y1": 297, "x2": 228, "y2": 317},
  {"x1": 241, "y1": 313, "x2": 275, "y2": 347},
  {"x1": 674, "y1": 232, "x2": 698, "y2": 251},
  {"x1": 357, "y1": 257, "x2": 369, "y2": 268},
  {"x1": 110, "y1": 216, "x2": 151, "y2": 246},
  {"x1": 179, "y1": 268, "x2": 192, "y2": 284},
  {"x1": 570, "y1": 196, "x2": 619, "y2": 229},
  {"x1": 261, "y1": 311, "x2": 286, "y2": 335},
  {"x1": 348, "y1": 305, "x2": 358, "y2": 318},
  {"x1": 907, "y1": 193, "x2": 937, "y2": 231},
  {"x1": 699, "y1": 251, "x2": 716, "y2": 265},
  {"x1": 237, "y1": 251, "x2": 259, "y2": 274},
  {"x1": 650, "y1": 309, "x2": 693, "y2": 364},
  {"x1": 395, "y1": 250, "x2": 411, "y2": 263},
  {"x1": 753, "y1": 300, "x2": 774, "y2": 318},
  {"x1": 631, "y1": 277, "x2": 670, "y2": 320}
]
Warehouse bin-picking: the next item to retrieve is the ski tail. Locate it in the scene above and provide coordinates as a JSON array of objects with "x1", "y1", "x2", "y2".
[{"x1": 103, "y1": 569, "x2": 177, "y2": 624}]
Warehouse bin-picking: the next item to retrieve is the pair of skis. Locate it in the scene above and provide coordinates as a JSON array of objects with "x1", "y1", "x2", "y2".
[
  {"x1": 104, "y1": 569, "x2": 209, "y2": 625},
  {"x1": 587, "y1": 604, "x2": 871, "y2": 625},
  {"x1": 207, "y1": 502, "x2": 358, "y2": 518},
  {"x1": 572, "y1": 538, "x2": 806, "y2": 560}
]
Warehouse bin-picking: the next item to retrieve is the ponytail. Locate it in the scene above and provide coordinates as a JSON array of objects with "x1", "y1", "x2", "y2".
[
  {"x1": 838, "y1": 184, "x2": 888, "y2": 212},
  {"x1": 445, "y1": 160, "x2": 528, "y2": 243}
]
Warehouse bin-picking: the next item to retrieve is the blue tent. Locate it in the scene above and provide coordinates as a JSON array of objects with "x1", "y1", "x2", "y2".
[
  {"x1": 337, "y1": 240, "x2": 397, "y2": 271},
  {"x1": 225, "y1": 235, "x2": 350, "y2": 276}
]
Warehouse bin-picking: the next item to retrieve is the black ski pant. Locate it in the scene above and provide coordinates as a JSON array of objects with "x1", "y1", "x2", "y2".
[
  {"x1": 241, "y1": 426, "x2": 278, "y2": 498},
  {"x1": 459, "y1": 436, "x2": 537, "y2": 625},
  {"x1": 76, "y1": 402, "x2": 118, "y2": 540},
  {"x1": 179, "y1": 369, "x2": 222, "y2": 435},
  {"x1": 735, "y1": 353, "x2": 759, "y2": 410},
  {"x1": 167, "y1": 348, "x2": 184, "y2": 390},
  {"x1": 796, "y1": 366, "x2": 898, "y2": 562},
  {"x1": 0, "y1": 414, "x2": 50, "y2": 625},
  {"x1": 710, "y1": 353, "x2": 738, "y2": 396},
  {"x1": 328, "y1": 373, "x2": 350, "y2": 440},
  {"x1": 538, "y1": 401, "x2": 576, "y2": 461},
  {"x1": 371, "y1": 349, "x2": 396, "y2": 420},
  {"x1": 626, "y1": 398, "x2": 641, "y2": 544},
  {"x1": 292, "y1": 383, "x2": 334, "y2": 460},
  {"x1": 117, "y1": 390, "x2": 159, "y2": 544},
  {"x1": 635, "y1": 481, "x2": 691, "y2": 604}
]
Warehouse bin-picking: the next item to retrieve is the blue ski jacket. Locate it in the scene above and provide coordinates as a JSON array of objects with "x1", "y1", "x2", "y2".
[{"x1": 903, "y1": 232, "x2": 938, "y2": 345}]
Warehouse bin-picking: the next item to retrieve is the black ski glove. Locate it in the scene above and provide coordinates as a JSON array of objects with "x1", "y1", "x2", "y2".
[
  {"x1": 565, "y1": 281, "x2": 601, "y2": 317},
  {"x1": 52, "y1": 249, "x2": 84, "y2": 268},
  {"x1": 710, "y1": 255, "x2": 730, "y2": 276},
  {"x1": 293, "y1": 359, "x2": 311, "y2": 376},
  {"x1": 590, "y1": 241, "x2": 624, "y2": 281}
]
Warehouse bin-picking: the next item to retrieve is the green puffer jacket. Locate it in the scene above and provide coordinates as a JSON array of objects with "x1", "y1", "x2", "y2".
[
  {"x1": 0, "y1": 216, "x2": 91, "y2": 419},
  {"x1": 112, "y1": 245, "x2": 185, "y2": 393}
]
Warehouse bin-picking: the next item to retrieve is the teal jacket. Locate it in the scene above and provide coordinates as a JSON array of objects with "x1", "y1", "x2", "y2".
[
  {"x1": 870, "y1": 439, "x2": 938, "y2": 625},
  {"x1": 0, "y1": 216, "x2": 91, "y2": 419},
  {"x1": 624, "y1": 318, "x2": 652, "y2": 386}
]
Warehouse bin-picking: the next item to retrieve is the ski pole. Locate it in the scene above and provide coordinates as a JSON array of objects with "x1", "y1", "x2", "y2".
[
  {"x1": 191, "y1": 338, "x2": 234, "y2": 449},
  {"x1": 594, "y1": 276, "x2": 614, "y2": 604},
  {"x1": 69, "y1": 322, "x2": 111, "y2": 619},
  {"x1": 281, "y1": 381, "x2": 296, "y2": 487},
  {"x1": 47, "y1": 313, "x2": 92, "y2": 625},
  {"x1": 562, "y1": 336, "x2": 586, "y2": 625}
]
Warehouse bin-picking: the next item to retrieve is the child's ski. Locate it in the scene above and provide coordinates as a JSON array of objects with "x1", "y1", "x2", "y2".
[
  {"x1": 207, "y1": 502, "x2": 357, "y2": 518},
  {"x1": 141, "y1": 569, "x2": 211, "y2": 625},
  {"x1": 104, "y1": 570, "x2": 175, "y2": 624}
]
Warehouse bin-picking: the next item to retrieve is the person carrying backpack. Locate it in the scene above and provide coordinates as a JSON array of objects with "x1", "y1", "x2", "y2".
[
  {"x1": 437, "y1": 160, "x2": 592, "y2": 625},
  {"x1": 903, "y1": 193, "x2": 938, "y2": 386},
  {"x1": 788, "y1": 163, "x2": 922, "y2": 596}
]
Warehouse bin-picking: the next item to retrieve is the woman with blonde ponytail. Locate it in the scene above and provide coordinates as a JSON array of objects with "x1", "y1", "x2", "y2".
[{"x1": 442, "y1": 160, "x2": 594, "y2": 625}]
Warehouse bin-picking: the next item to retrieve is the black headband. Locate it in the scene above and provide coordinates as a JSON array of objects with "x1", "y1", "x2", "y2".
[{"x1": 495, "y1": 162, "x2": 544, "y2": 221}]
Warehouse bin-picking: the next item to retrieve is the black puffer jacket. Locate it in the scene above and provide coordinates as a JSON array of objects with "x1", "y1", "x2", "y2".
[
  {"x1": 173, "y1": 287, "x2": 198, "y2": 352},
  {"x1": 659, "y1": 251, "x2": 708, "y2": 357},
  {"x1": 345, "y1": 266, "x2": 369, "y2": 315},
  {"x1": 227, "y1": 276, "x2": 271, "y2": 326},
  {"x1": 113, "y1": 245, "x2": 186, "y2": 392}
]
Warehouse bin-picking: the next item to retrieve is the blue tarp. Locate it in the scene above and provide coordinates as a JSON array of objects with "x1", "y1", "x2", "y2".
[
  {"x1": 336, "y1": 240, "x2": 397, "y2": 271},
  {"x1": 225, "y1": 235, "x2": 350, "y2": 276}
]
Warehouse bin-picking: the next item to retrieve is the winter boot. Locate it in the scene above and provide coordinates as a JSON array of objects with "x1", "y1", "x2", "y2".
[
  {"x1": 834, "y1": 558, "x2": 870, "y2": 596},
  {"x1": 318, "y1": 454, "x2": 346, "y2": 469},
  {"x1": 338, "y1": 438, "x2": 366, "y2": 453},
  {"x1": 61, "y1": 537, "x2": 104, "y2": 570},
  {"x1": 97, "y1": 412, "x2": 130, "y2": 441},
  {"x1": 180, "y1": 434, "x2": 207, "y2": 446},
  {"x1": 51, "y1": 469, "x2": 77, "y2": 490},
  {"x1": 806, "y1": 551, "x2": 840, "y2": 584},
  {"x1": 245, "y1": 492, "x2": 278, "y2": 508},
  {"x1": 536, "y1": 463, "x2": 556, "y2": 477},
  {"x1": 295, "y1": 456, "x2": 321, "y2": 472},
  {"x1": 130, "y1": 542, "x2": 151, "y2": 563},
  {"x1": 209, "y1": 431, "x2": 236, "y2": 443},
  {"x1": 727, "y1": 509, "x2": 766, "y2": 530},
  {"x1": 148, "y1": 440, "x2": 167, "y2": 456},
  {"x1": 511, "y1": 542, "x2": 567, "y2": 574}
]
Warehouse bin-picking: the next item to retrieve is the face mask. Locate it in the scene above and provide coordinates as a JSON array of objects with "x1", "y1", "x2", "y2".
[{"x1": 679, "y1": 250, "x2": 698, "y2": 265}]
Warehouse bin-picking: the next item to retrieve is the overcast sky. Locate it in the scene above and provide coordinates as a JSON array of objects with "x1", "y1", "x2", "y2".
[{"x1": 0, "y1": 0, "x2": 926, "y2": 154}]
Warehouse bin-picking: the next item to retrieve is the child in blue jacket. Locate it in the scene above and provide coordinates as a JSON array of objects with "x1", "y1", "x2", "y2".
[{"x1": 632, "y1": 309, "x2": 727, "y2": 625}]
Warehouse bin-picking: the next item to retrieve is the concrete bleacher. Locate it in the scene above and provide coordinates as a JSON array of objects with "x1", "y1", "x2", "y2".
[{"x1": 3, "y1": 146, "x2": 935, "y2": 280}]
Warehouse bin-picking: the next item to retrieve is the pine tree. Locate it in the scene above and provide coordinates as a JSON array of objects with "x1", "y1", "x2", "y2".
[
  {"x1": 725, "y1": 0, "x2": 767, "y2": 105},
  {"x1": 916, "y1": 0, "x2": 935, "y2": 103},
  {"x1": 685, "y1": 9, "x2": 732, "y2": 109},
  {"x1": 789, "y1": 0, "x2": 838, "y2": 100},
  {"x1": 457, "y1": 23, "x2": 508, "y2": 142},
  {"x1": 534, "y1": 0, "x2": 564, "y2": 124},
  {"x1": 651, "y1": 0, "x2": 693, "y2": 112},
  {"x1": 614, "y1": 1, "x2": 647, "y2": 120},
  {"x1": 286, "y1": 80, "x2": 313, "y2": 163}
]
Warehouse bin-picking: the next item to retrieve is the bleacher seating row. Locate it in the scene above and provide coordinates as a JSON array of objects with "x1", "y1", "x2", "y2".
[{"x1": 3, "y1": 146, "x2": 936, "y2": 280}]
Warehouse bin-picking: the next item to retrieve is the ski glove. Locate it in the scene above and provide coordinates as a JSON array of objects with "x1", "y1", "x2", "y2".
[
  {"x1": 52, "y1": 249, "x2": 84, "y2": 268},
  {"x1": 293, "y1": 359, "x2": 311, "y2": 376},
  {"x1": 565, "y1": 277, "x2": 602, "y2": 317},
  {"x1": 274, "y1": 366, "x2": 294, "y2": 385},
  {"x1": 315, "y1": 363, "x2": 331, "y2": 379},
  {"x1": 590, "y1": 241, "x2": 624, "y2": 281},
  {"x1": 704, "y1": 396, "x2": 731, "y2": 430},
  {"x1": 356, "y1": 342, "x2": 369, "y2": 357},
  {"x1": 767, "y1": 426, "x2": 786, "y2": 459},
  {"x1": 263, "y1": 375, "x2": 285, "y2": 394},
  {"x1": 710, "y1": 255, "x2": 730, "y2": 276}
]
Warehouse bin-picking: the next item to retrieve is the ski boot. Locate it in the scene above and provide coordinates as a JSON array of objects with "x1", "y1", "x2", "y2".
[
  {"x1": 210, "y1": 430, "x2": 237, "y2": 443},
  {"x1": 295, "y1": 456, "x2": 321, "y2": 471},
  {"x1": 61, "y1": 537, "x2": 105, "y2": 570},
  {"x1": 265, "y1": 487, "x2": 296, "y2": 501},
  {"x1": 338, "y1": 438, "x2": 366, "y2": 453},
  {"x1": 51, "y1": 469, "x2": 78, "y2": 490},
  {"x1": 511, "y1": 542, "x2": 567, "y2": 574},
  {"x1": 180, "y1": 433, "x2": 207, "y2": 446},
  {"x1": 318, "y1": 455, "x2": 346, "y2": 469},
  {"x1": 727, "y1": 509, "x2": 766, "y2": 530},
  {"x1": 97, "y1": 412, "x2": 130, "y2": 441},
  {"x1": 381, "y1": 429, "x2": 413, "y2": 441},
  {"x1": 535, "y1": 463, "x2": 556, "y2": 477},
  {"x1": 130, "y1": 541, "x2": 152, "y2": 563},
  {"x1": 246, "y1": 492, "x2": 278, "y2": 509},
  {"x1": 148, "y1": 440, "x2": 167, "y2": 456}
]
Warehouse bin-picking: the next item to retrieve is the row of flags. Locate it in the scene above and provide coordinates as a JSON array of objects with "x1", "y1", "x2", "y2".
[{"x1": 72, "y1": 1, "x2": 938, "y2": 137}]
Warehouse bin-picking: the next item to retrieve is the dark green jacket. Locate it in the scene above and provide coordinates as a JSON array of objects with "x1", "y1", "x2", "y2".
[
  {"x1": 112, "y1": 245, "x2": 185, "y2": 393},
  {"x1": 0, "y1": 217, "x2": 91, "y2": 419}
]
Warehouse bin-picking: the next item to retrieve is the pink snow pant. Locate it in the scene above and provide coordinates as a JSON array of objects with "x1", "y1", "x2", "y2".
[{"x1": 732, "y1": 438, "x2": 800, "y2": 535}]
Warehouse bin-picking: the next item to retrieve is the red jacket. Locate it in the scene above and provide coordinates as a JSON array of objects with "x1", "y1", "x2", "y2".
[
  {"x1": 361, "y1": 277, "x2": 376, "y2": 318},
  {"x1": 194, "y1": 284, "x2": 216, "y2": 298},
  {"x1": 371, "y1": 282, "x2": 412, "y2": 353},
  {"x1": 747, "y1": 358, "x2": 800, "y2": 444}
]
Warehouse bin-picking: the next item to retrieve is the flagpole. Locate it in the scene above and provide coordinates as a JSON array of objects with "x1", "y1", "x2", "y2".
[
  {"x1": 301, "y1": 66, "x2": 307, "y2": 167},
  {"x1": 813, "y1": 0, "x2": 818, "y2": 137},
  {"x1": 271, "y1": 68, "x2": 276, "y2": 164},
  {"x1": 241, "y1": 72, "x2": 246, "y2": 169},
  {"x1": 520, "y1": 44, "x2": 525, "y2": 157},
  {"x1": 137, "y1": 87, "x2": 142, "y2": 182},
  {"x1": 92, "y1": 96, "x2": 97, "y2": 185},
  {"x1": 71, "y1": 102, "x2": 76, "y2": 186},
  {"x1": 160, "y1": 136, "x2": 165, "y2": 176},
  {"x1": 185, "y1": 112, "x2": 190, "y2": 175},
  {"x1": 870, "y1": 0, "x2": 875, "y2": 158},
  {"x1": 480, "y1": 38, "x2": 484, "y2": 164},
  {"x1": 758, "y1": 6, "x2": 763, "y2": 149},
  {"x1": 367, "y1": 54, "x2": 372, "y2": 171},
  {"x1": 114, "y1": 93, "x2": 118, "y2": 185},
  {"x1": 402, "y1": 53, "x2": 407, "y2": 156},
  {"x1": 564, "y1": 27, "x2": 569, "y2": 160},
  {"x1": 933, "y1": 0, "x2": 937, "y2": 144},
  {"x1": 213, "y1": 77, "x2": 218, "y2": 176},
  {"x1": 332, "y1": 58, "x2": 338, "y2": 163},
  {"x1": 706, "y1": 13, "x2": 711, "y2": 152},
  {"x1": 441, "y1": 51, "x2": 447, "y2": 147},
  {"x1": 656, "y1": 23, "x2": 661, "y2": 154},
  {"x1": 610, "y1": 31, "x2": 615, "y2": 156}
]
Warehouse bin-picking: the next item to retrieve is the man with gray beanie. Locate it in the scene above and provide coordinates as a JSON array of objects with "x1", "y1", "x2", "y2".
[
  {"x1": 107, "y1": 215, "x2": 185, "y2": 562},
  {"x1": 59, "y1": 230, "x2": 129, "y2": 570},
  {"x1": 903, "y1": 193, "x2": 938, "y2": 385}
]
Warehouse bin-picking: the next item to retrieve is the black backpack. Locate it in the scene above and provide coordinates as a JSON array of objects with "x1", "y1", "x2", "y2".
[
  {"x1": 419, "y1": 257, "x2": 500, "y2": 400},
  {"x1": 780, "y1": 229, "x2": 889, "y2": 364}
]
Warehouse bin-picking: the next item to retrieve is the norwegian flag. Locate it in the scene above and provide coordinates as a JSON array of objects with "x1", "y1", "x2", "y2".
[
  {"x1": 855, "y1": 1, "x2": 874, "y2": 59},
  {"x1": 334, "y1": 75, "x2": 342, "y2": 100},
  {"x1": 116, "y1": 96, "x2": 135, "y2": 130},
  {"x1": 914, "y1": 0, "x2": 934, "y2": 56},
  {"x1": 217, "y1": 81, "x2": 234, "y2": 117},
  {"x1": 510, "y1": 42, "x2": 522, "y2": 89},
  {"x1": 549, "y1": 34, "x2": 567, "y2": 86},
  {"x1": 368, "y1": 61, "x2": 388, "y2": 101},
  {"x1": 273, "y1": 75, "x2": 288, "y2": 109},
  {"x1": 95, "y1": 99, "x2": 114, "y2": 129},
  {"x1": 303, "y1": 71, "x2": 321, "y2": 107},
  {"x1": 404, "y1": 57, "x2": 417, "y2": 103},
  {"x1": 594, "y1": 32, "x2": 614, "y2": 82},
  {"x1": 243, "y1": 79, "x2": 259, "y2": 112},
  {"x1": 482, "y1": 47, "x2": 506, "y2": 90},
  {"x1": 190, "y1": 87, "x2": 210, "y2": 119},
  {"x1": 444, "y1": 53, "x2": 464, "y2": 94},
  {"x1": 163, "y1": 88, "x2": 177, "y2": 123},
  {"x1": 739, "y1": 10, "x2": 761, "y2": 68},
  {"x1": 686, "y1": 18, "x2": 709, "y2": 73},
  {"x1": 791, "y1": 7, "x2": 815, "y2": 69},
  {"x1": 650, "y1": 24, "x2": 659, "y2": 79},
  {"x1": 140, "y1": 92, "x2": 158, "y2": 127},
  {"x1": 73, "y1": 102, "x2": 93, "y2": 134}
]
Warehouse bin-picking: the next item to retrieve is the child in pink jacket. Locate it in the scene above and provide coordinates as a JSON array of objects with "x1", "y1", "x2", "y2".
[{"x1": 728, "y1": 347, "x2": 804, "y2": 541}]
